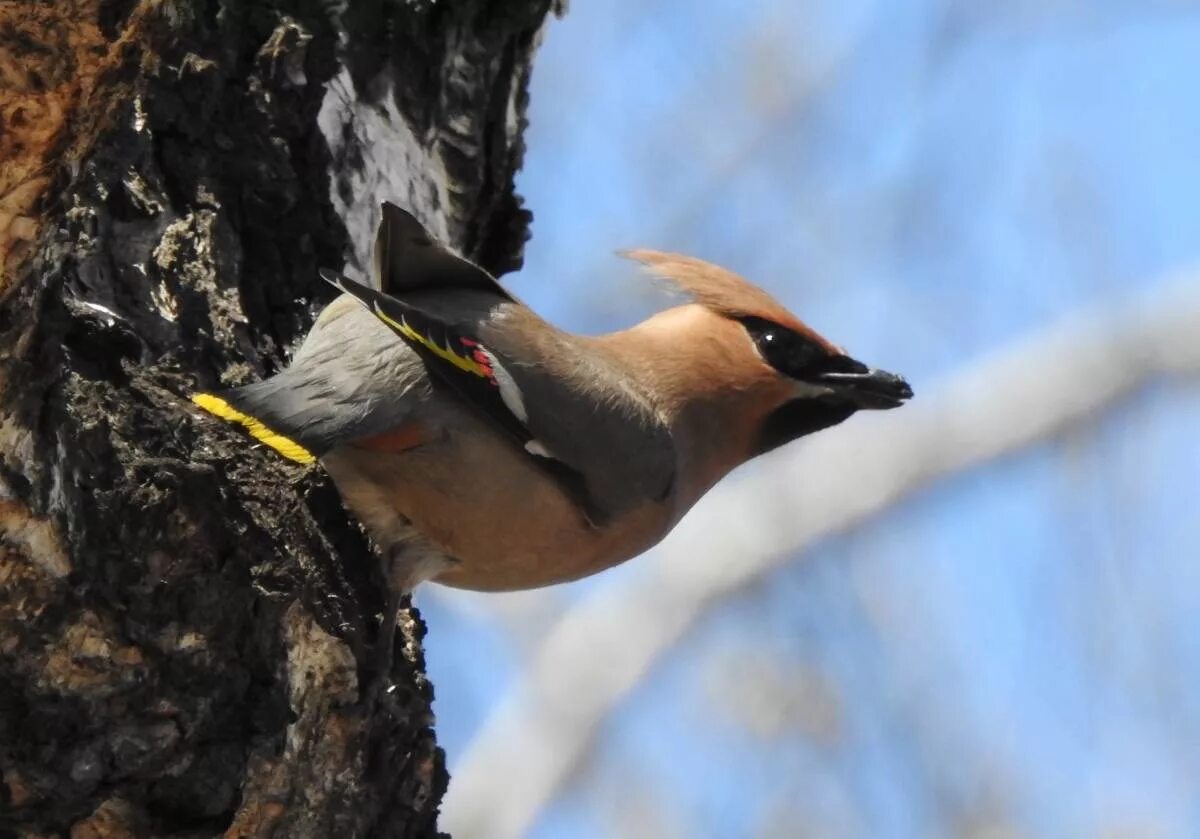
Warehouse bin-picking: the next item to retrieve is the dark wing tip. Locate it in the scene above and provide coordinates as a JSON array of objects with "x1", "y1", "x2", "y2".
[
  {"x1": 380, "y1": 200, "x2": 413, "y2": 219},
  {"x1": 379, "y1": 202, "x2": 431, "y2": 241},
  {"x1": 318, "y1": 267, "x2": 343, "y2": 289},
  {"x1": 320, "y1": 268, "x2": 378, "y2": 310}
]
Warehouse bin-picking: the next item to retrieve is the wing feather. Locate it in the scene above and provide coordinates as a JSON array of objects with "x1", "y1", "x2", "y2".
[
  {"x1": 373, "y1": 202, "x2": 518, "y2": 301},
  {"x1": 321, "y1": 269, "x2": 533, "y2": 447},
  {"x1": 322, "y1": 251, "x2": 677, "y2": 525}
]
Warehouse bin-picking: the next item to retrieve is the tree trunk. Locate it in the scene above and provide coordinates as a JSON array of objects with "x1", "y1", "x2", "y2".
[{"x1": 0, "y1": 1, "x2": 556, "y2": 835}]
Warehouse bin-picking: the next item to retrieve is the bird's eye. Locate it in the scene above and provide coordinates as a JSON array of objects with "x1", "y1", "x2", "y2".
[{"x1": 741, "y1": 316, "x2": 824, "y2": 379}]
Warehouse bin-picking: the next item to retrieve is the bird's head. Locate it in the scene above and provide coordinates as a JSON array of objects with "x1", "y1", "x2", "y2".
[{"x1": 623, "y1": 250, "x2": 912, "y2": 460}]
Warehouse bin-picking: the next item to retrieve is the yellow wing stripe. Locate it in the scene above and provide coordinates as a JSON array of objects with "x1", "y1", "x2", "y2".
[
  {"x1": 191, "y1": 393, "x2": 316, "y2": 465},
  {"x1": 374, "y1": 308, "x2": 489, "y2": 378}
]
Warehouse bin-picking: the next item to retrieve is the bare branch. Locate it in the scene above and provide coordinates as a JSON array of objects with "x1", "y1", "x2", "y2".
[{"x1": 441, "y1": 270, "x2": 1200, "y2": 839}]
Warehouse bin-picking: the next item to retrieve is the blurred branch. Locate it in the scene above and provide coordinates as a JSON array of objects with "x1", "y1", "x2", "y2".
[{"x1": 441, "y1": 269, "x2": 1200, "y2": 839}]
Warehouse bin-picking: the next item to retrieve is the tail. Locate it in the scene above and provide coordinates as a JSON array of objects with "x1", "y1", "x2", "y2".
[
  {"x1": 192, "y1": 384, "x2": 317, "y2": 465},
  {"x1": 193, "y1": 287, "x2": 419, "y2": 464}
]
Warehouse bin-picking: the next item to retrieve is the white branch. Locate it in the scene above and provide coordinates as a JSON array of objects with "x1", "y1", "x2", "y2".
[{"x1": 440, "y1": 271, "x2": 1200, "y2": 839}]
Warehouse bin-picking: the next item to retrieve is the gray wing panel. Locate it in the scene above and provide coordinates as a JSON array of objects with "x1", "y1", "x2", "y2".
[
  {"x1": 477, "y1": 311, "x2": 677, "y2": 521},
  {"x1": 222, "y1": 297, "x2": 430, "y2": 456}
]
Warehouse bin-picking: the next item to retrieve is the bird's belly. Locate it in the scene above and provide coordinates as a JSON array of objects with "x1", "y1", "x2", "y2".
[{"x1": 322, "y1": 434, "x2": 672, "y2": 592}]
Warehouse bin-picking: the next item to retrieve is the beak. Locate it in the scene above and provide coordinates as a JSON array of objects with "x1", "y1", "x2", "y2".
[{"x1": 818, "y1": 364, "x2": 913, "y2": 410}]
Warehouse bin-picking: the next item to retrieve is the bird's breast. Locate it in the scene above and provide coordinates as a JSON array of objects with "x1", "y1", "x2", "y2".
[{"x1": 322, "y1": 420, "x2": 676, "y2": 592}]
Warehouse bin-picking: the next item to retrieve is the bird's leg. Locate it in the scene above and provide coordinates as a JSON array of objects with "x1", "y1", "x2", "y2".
[
  {"x1": 374, "y1": 582, "x2": 404, "y2": 684},
  {"x1": 363, "y1": 539, "x2": 448, "y2": 717},
  {"x1": 366, "y1": 548, "x2": 408, "y2": 715}
]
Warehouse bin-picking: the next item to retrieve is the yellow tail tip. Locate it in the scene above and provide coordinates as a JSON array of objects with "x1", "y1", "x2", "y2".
[{"x1": 191, "y1": 392, "x2": 316, "y2": 465}]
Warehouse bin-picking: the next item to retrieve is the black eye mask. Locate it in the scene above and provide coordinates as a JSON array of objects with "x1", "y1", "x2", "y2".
[{"x1": 739, "y1": 316, "x2": 867, "y2": 381}]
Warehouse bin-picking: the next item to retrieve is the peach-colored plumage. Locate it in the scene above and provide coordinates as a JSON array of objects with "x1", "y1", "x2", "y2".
[
  {"x1": 195, "y1": 203, "x2": 911, "y2": 597},
  {"x1": 622, "y1": 248, "x2": 841, "y2": 354}
]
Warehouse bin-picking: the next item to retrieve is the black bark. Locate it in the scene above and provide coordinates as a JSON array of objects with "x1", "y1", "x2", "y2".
[{"x1": 0, "y1": 1, "x2": 557, "y2": 835}]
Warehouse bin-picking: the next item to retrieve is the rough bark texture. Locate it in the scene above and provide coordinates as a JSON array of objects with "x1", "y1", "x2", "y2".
[{"x1": 0, "y1": 0, "x2": 557, "y2": 836}]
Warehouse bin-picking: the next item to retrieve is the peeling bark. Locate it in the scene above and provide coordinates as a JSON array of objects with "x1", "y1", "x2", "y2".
[{"x1": 0, "y1": 0, "x2": 557, "y2": 835}]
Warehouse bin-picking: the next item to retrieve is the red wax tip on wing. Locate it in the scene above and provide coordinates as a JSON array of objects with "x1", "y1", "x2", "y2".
[
  {"x1": 471, "y1": 350, "x2": 495, "y2": 377},
  {"x1": 460, "y1": 337, "x2": 479, "y2": 347}
]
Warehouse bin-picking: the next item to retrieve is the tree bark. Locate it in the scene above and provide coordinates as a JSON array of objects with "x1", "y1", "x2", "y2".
[{"x1": 0, "y1": 1, "x2": 556, "y2": 836}]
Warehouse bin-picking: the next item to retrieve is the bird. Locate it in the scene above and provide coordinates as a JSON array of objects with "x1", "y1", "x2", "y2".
[{"x1": 193, "y1": 201, "x2": 911, "y2": 620}]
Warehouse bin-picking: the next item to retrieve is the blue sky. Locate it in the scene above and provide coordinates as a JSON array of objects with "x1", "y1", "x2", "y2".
[{"x1": 422, "y1": 2, "x2": 1200, "y2": 836}]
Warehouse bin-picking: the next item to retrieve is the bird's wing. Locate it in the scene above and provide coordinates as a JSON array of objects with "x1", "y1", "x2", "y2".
[
  {"x1": 322, "y1": 270, "x2": 676, "y2": 525},
  {"x1": 372, "y1": 202, "x2": 518, "y2": 301},
  {"x1": 322, "y1": 270, "x2": 532, "y2": 443},
  {"x1": 193, "y1": 204, "x2": 519, "y2": 467}
]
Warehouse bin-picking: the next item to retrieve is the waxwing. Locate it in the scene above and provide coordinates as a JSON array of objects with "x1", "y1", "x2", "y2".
[{"x1": 193, "y1": 203, "x2": 912, "y2": 597}]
